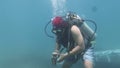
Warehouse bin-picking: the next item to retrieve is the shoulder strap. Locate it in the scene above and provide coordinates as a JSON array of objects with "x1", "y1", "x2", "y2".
[{"x1": 67, "y1": 22, "x2": 71, "y2": 52}]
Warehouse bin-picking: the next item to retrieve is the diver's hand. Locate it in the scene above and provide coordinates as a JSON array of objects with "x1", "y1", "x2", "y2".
[{"x1": 57, "y1": 52, "x2": 69, "y2": 63}]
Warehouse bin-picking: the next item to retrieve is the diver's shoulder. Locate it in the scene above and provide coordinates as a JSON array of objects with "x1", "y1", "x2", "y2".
[
  {"x1": 71, "y1": 25, "x2": 79, "y2": 30},
  {"x1": 71, "y1": 25, "x2": 80, "y2": 34}
]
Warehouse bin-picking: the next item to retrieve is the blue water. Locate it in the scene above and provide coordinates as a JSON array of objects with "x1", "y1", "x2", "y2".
[{"x1": 0, "y1": 0, "x2": 120, "y2": 68}]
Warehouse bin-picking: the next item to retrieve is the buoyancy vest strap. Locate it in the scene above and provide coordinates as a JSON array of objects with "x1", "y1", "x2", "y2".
[{"x1": 67, "y1": 24, "x2": 71, "y2": 53}]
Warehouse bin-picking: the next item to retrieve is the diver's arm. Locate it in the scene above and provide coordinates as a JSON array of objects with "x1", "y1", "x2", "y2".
[{"x1": 68, "y1": 25, "x2": 85, "y2": 56}]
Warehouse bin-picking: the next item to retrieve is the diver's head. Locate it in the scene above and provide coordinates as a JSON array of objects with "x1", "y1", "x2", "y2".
[{"x1": 51, "y1": 16, "x2": 68, "y2": 35}]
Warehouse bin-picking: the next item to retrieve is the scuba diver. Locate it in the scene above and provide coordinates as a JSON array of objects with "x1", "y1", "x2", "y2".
[{"x1": 45, "y1": 12, "x2": 97, "y2": 68}]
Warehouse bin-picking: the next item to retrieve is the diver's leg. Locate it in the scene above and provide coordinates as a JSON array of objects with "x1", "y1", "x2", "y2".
[
  {"x1": 83, "y1": 46, "x2": 94, "y2": 68},
  {"x1": 84, "y1": 60, "x2": 93, "y2": 68}
]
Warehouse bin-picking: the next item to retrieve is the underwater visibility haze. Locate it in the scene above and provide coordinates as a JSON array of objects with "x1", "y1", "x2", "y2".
[{"x1": 0, "y1": 0, "x2": 120, "y2": 68}]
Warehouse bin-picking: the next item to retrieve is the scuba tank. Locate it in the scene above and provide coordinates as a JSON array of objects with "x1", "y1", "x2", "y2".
[
  {"x1": 65, "y1": 12, "x2": 97, "y2": 42},
  {"x1": 80, "y1": 22, "x2": 96, "y2": 41}
]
